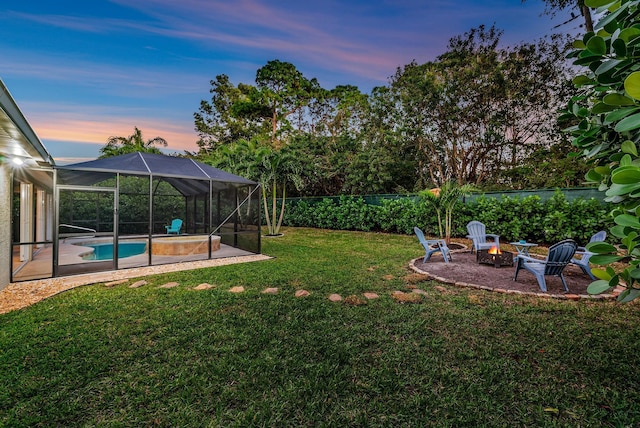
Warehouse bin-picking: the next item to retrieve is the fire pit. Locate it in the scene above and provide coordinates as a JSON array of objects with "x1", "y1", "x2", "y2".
[{"x1": 477, "y1": 246, "x2": 514, "y2": 268}]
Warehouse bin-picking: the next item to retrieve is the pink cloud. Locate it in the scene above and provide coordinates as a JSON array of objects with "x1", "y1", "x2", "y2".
[
  {"x1": 104, "y1": 0, "x2": 417, "y2": 83},
  {"x1": 6, "y1": 1, "x2": 449, "y2": 88},
  {"x1": 21, "y1": 105, "x2": 199, "y2": 154}
]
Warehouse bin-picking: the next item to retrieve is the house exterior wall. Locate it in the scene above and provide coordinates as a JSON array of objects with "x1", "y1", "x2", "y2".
[{"x1": 0, "y1": 163, "x2": 10, "y2": 289}]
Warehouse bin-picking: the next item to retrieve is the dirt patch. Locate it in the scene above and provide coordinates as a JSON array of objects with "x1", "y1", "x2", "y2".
[{"x1": 412, "y1": 251, "x2": 593, "y2": 295}]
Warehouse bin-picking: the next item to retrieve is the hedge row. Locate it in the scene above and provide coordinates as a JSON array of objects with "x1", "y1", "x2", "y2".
[{"x1": 283, "y1": 192, "x2": 613, "y2": 245}]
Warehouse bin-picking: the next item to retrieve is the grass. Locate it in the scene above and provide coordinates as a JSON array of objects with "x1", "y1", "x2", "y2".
[{"x1": 1, "y1": 227, "x2": 640, "y2": 426}]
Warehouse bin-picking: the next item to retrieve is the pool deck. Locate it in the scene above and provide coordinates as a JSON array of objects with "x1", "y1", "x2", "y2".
[{"x1": 12, "y1": 236, "x2": 256, "y2": 282}]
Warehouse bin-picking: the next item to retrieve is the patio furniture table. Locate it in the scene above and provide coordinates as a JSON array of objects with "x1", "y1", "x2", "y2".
[{"x1": 510, "y1": 241, "x2": 537, "y2": 257}]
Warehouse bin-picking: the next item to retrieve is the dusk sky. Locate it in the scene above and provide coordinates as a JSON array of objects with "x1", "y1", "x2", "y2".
[{"x1": 1, "y1": 0, "x2": 575, "y2": 164}]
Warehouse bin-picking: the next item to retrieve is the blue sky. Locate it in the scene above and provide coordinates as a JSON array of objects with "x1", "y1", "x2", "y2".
[{"x1": 1, "y1": 0, "x2": 574, "y2": 164}]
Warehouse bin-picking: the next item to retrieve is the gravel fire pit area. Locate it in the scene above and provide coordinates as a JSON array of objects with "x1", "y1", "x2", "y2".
[{"x1": 411, "y1": 251, "x2": 604, "y2": 298}]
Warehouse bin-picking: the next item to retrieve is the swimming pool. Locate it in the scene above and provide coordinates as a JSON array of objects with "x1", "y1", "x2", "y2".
[{"x1": 82, "y1": 242, "x2": 147, "y2": 260}]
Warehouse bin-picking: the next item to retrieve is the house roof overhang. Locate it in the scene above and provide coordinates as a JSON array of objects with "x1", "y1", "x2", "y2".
[{"x1": 0, "y1": 78, "x2": 55, "y2": 168}]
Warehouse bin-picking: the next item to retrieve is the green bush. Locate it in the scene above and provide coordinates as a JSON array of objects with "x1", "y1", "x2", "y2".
[
  {"x1": 286, "y1": 197, "x2": 378, "y2": 231},
  {"x1": 377, "y1": 198, "x2": 437, "y2": 235},
  {"x1": 466, "y1": 195, "x2": 546, "y2": 242},
  {"x1": 334, "y1": 196, "x2": 378, "y2": 231},
  {"x1": 283, "y1": 191, "x2": 612, "y2": 245}
]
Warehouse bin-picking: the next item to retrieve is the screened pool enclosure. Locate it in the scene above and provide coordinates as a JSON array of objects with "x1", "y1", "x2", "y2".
[{"x1": 11, "y1": 153, "x2": 261, "y2": 282}]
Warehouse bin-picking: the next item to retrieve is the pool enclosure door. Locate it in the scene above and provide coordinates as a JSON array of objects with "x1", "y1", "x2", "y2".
[{"x1": 55, "y1": 186, "x2": 117, "y2": 277}]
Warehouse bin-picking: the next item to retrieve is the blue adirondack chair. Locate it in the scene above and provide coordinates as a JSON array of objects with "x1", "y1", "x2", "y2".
[
  {"x1": 571, "y1": 230, "x2": 607, "y2": 279},
  {"x1": 514, "y1": 239, "x2": 578, "y2": 292},
  {"x1": 165, "y1": 218, "x2": 183, "y2": 234},
  {"x1": 414, "y1": 227, "x2": 452, "y2": 263},
  {"x1": 466, "y1": 221, "x2": 500, "y2": 253}
]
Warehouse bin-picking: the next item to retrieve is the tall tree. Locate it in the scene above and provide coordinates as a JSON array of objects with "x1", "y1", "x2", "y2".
[
  {"x1": 350, "y1": 84, "x2": 417, "y2": 194},
  {"x1": 194, "y1": 75, "x2": 269, "y2": 153},
  {"x1": 99, "y1": 126, "x2": 167, "y2": 158},
  {"x1": 195, "y1": 60, "x2": 322, "y2": 152},
  {"x1": 255, "y1": 60, "x2": 320, "y2": 148},
  {"x1": 385, "y1": 25, "x2": 573, "y2": 187}
]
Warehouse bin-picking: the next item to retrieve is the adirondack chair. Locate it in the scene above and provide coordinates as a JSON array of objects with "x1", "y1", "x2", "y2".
[
  {"x1": 165, "y1": 218, "x2": 183, "y2": 235},
  {"x1": 466, "y1": 221, "x2": 500, "y2": 253},
  {"x1": 571, "y1": 230, "x2": 607, "y2": 279},
  {"x1": 514, "y1": 239, "x2": 578, "y2": 292},
  {"x1": 414, "y1": 227, "x2": 452, "y2": 263}
]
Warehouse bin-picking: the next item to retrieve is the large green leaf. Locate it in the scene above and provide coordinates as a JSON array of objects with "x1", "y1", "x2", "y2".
[
  {"x1": 594, "y1": 165, "x2": 611, "y2": 175},
  {"x1": 573, "y1": 75, "x2": 594, "y2": 86},
  {"x1": 585, "y1": 0, "x2": 616, "y2": 7},
  {"x1": 605, "y1": 194, "x2": 626, "y2": 203},
  {"x1": 619, "y1": 27, "x2": 640, "y2": 42},
  {"x1": 614, "y1": 112, "x2": 640, "y2": 132},
  {"x1": 587, "y1": 242, "x2": 618, "y2": 253},
  {"x1": 591, "y1": 268, "x2": 612, "y2": 280},
  {"x1": 596, "y1": 59, "x2": 623, "y2": 76},
  {"x1": 578, "y1": 107, "x2": 590, "y2": 118},
  {"x1": 612, "y1": 166, "x2": 640, "y2": 184},
  {"x1": 573, "y1": 39, "x2": 587, "y2": 49},
  {"x1": 590, "y1": 254, "x2": 625, "y2": 264},
  {"x1": 624, "y1": 71, "x2": 640, "y2": 100},
  {"x1": 596, "y1": 1, "x2": 630, "y2": 31},
  {"x1": 587, "y1": 143, "x2": 605, "y2": 157},
  {"x1": 597, "y1": 69, "x2": 620, "y2": 84},
  {"x1": 585, "y1": 169, "x2": 603, "y2": 182},
  {"x1": 606, "y1": 0, "x2": 622, "y2": 10},
  {"x1": 612, "y1": 38, "x2": 627, "y2": 56},
  {"x1": 615, "y1": 213, "x2": 640, "y2": 228},
  {"x1": 620, "y1": 153, "x2": 632, "y2": 166},
  {"x1": 587, "y1": 279, "x2": 613, "y2": 294},
  {"x1": 574, "y1": 56, "x2": 602, "y2": 67},
  {"x1": 606, "y1": 183, "x2": 640, "y2": 196},
  {"x1": 618, "y1": 288, "x2": 640, "y2": 303},
  {"x1": 603, "y1": 93, "x2": 635, "y2": 105},
  {"x1": 611, "y1": 224, "x2": 628, "y2": 238},
  {"x1": 604, "y1": 106, "x2": 639, "y2": 123},
  {"x1": 621, "y1": 140, "x2": 639, "y2": 156},
  {"x1": 592, "y1": 102, "x2": 616, "y2": 114}
]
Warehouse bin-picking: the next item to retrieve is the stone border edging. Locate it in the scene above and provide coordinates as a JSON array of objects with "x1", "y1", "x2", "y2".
[{"x1": 409, "y1": 256, "x2": 619, "y2": 301}]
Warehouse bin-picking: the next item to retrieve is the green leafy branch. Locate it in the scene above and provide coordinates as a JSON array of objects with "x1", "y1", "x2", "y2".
[{"x1": 564, "y1": 0, "x2": 640, "y2": 301}]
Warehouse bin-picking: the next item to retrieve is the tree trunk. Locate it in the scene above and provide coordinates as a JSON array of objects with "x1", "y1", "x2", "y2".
[
  {"x1": 271, "y1": 179, "x2": 277, "y2": 234},
  {"x1": 275, "y1": 183, "x2": 287, "y2": 235},
  {"x1": 581, "y1": 4, "x2": 594, "y2": 33},
  {"x1": 262, "y1": 184, "x2": 273, "y2": 235},
  {"x1": 272, "y1": 110, "x2": 278, "y2": 146}
]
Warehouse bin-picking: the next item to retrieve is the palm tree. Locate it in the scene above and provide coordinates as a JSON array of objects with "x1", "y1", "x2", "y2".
[
  {"x1": 208, "y1": 139, "x2": 302, "y2": 236},
  {"x1": 99, "y1": 126, "x2": 168, "y2": 158},
  {"x1": 420, "y1": 182, "x2": 474, "y2": 244},
  {"x1": 255, "y1": 146, "x2": 303, "y2": 235}
]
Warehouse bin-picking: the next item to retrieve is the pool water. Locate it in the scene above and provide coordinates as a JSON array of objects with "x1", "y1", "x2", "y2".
[{"x1": 82, "y1": 242, "x2": 147, "y2": 260}]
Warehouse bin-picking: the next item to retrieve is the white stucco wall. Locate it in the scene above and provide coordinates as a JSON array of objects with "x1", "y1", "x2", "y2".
[{"x1": 0, "y1": 163, "x2": 10, "y2": 289}]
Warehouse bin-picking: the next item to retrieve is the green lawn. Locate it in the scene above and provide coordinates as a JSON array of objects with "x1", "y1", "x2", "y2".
[{"x1": 1, "y1": 227, "x2": 639, "y2": 427}]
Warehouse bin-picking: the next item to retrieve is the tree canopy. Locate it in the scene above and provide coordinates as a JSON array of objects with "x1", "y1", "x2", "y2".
[{"x1": 193, "y1": 26, "x2": 586, "y2": 196}]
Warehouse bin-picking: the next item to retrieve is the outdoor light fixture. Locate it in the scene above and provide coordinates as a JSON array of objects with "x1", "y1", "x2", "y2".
[{"x1": 12, "y1": 157, "x2": 24, "y2": 166}]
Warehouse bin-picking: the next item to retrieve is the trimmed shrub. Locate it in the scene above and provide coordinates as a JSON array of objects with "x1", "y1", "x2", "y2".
[{"x1": 283, "y1": 191, "x2": 612, "y2": 245}]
